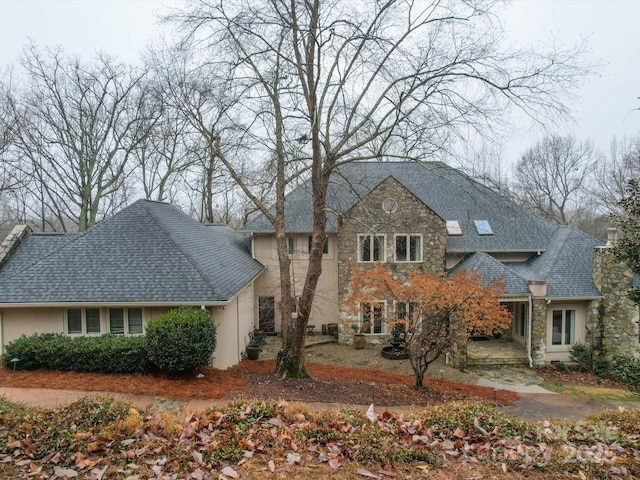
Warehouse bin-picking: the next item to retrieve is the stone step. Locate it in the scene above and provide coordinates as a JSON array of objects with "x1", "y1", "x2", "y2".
[{"x1": 466, "y1": 356, "x2": 529, "y2": 367}]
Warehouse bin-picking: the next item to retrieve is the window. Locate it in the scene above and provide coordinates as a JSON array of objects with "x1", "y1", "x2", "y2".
[
  {"x1": 361, "y1": 302, "x2": 385, "y2": 334},
  {"x1": 109, "y1": 308, "x2": 144, "y2": 335},
  {"x1": 474, "y1": 220, "x2": 493, "y2": 235},
  {"x1": 446, "y1": 220, "x2": 462, "y2": 236},
  {"x1": 358, "y1": 234, "x2": 385, "y2": 262},
  {"x1": 551, "y1": 309, "x2": 576, "y2": 346},
  {"x1": 86, "y1": 308, "x2": 101, "y2": 334},
  {"x1": 308, "y1": 235, "x2": 329, "y2": 254},
  {"x1": 396, "y1": 301, "x2": 420, "y2": 332},
  {"x1": 395, "y1": 234, "x2": 422, "y2": 262},
  {"x1": 66, "y1": 308, "x2": 101, "y2": 335},
  {"x1": 128, "y1": 308, "x2": 143, "y2": 334},
  {"x1": 67, "y1": 308, "x2": 82, "y2": 334},
  {"x1": 110, "y1": 309, "x2": 125, "y2": 334},
  {"x1": 287, "y1": 237, "x2": 297, "y2": 254}
]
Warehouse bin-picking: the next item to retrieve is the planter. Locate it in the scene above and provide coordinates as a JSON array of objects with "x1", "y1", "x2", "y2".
[
  {"x1": 353, "y1": 334, "x2": 366, "y2": 350},
  {"x1": 245, "y1": 345, "x2": 261, "y2": 360}
]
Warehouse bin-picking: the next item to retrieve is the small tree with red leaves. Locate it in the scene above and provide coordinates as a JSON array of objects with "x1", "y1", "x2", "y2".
[{"x1": 345, "y1": 263, "x2": 512, "y2": 389}]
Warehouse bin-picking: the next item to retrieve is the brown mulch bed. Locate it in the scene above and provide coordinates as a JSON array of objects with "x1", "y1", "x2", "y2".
[{"x1": 0, "y1": 360, "x2": 518, "y2": 407}]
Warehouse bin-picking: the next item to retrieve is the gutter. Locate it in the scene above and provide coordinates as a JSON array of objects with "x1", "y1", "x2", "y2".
[{"x1": 0, "y1": 300, "x2": 231, "y2": 308}]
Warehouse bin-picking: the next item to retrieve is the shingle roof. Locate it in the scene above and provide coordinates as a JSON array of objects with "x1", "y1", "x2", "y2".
[
  {"x1": 244, "y1": 161, "x2": 559, "y2": 253},
  {"x1": 509, "y1": 227, "x2": 602, "y2": 299},
  {"x1": 0, "y1": 200, "x2": 264, "y2": 304},
  {"x1": 448, "y1": 252, "x2": 531, "y2": 296}
]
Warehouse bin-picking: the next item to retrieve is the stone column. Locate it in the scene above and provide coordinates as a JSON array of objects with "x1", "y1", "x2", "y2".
[
  {"x1": 528, "y1": 280, "x2": 548, "y2": 366},
  {"x1": 592, "y1": 246, "x2": 639, "y2": 357}
]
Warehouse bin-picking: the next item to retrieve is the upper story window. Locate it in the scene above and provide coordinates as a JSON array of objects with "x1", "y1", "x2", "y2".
[
  {"x1": 395, "y1": 234, "x2": 422, "y2": 262},
  {"x1": 358, "y1": 234, "x2": 385, "y2": 262},
  {"x1": 446, "y1": 220, "x2": 462, "y2": 236},
  {"x1": 474, "y1": 220, "x2": 493, "y2": 235},
  {"x1": 308, "y1": 235, "x2": 329, "y2": 254}
]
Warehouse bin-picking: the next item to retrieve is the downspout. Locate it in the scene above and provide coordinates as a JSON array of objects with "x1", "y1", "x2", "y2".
[
  {"x1": 0, "y1": 311, "x2": 3, "y2": 356},
  {"x1": 527, "y1": 296, "x2": 533, "y2": 368},
  {"x1": 237, "y1": 296, "x2": 241, "y2": 364}
]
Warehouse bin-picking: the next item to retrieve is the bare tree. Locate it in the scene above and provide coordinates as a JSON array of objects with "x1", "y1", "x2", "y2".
[
  {"x1": 512, "y1": 135, "x2": 602, "y2": 225},
  {"x1": 169, "y1": 0, "x2": 591, "y2": 378},
  {"x1": 592, "y1": 135, "x2": 640, "y2": 217},
  {"x1": 8, "y1": 44, "x2": 153, "y2": 231}
]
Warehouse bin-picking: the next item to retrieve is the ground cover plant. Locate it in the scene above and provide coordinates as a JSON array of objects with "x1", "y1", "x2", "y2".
[{"x1": 0, "y1": 397, "x2": 638, "y2": 479}]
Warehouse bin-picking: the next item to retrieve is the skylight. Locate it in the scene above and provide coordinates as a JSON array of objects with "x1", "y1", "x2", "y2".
[
  {"x1": 446, "y1": 220, "x2": 462, "y2": 236},
  {"x1": 474, "y1": 220, "x2": 493, "y2": 235}
]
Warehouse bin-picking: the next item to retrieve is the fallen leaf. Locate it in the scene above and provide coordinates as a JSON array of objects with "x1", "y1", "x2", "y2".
[
  {"x1": 53, "y1": 466, "x2": 79, "y2": 478},
  {"x1": 268, "y1": 460, "x2": 275, "y2": 472},
  {"x1": 357, "y1": 468, "x2": 382, "y2": 479},
  {"x1": 220, "y1": 466, "x2": 239, "y2": 479}
]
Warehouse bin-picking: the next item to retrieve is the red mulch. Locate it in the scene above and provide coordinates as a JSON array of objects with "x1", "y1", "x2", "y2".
[{"x1": 0, "y1": 360, "x2": 519, "y2": 407}]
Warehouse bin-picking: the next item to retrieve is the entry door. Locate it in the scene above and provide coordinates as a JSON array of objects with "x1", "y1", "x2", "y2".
[{"x1": 258, "y1": 296, "x2": 275, "y2": 333}]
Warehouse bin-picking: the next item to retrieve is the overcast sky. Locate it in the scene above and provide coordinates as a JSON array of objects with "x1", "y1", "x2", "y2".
[{"x1": 1, "y1": 0, "x2": 638, "y2": 167}]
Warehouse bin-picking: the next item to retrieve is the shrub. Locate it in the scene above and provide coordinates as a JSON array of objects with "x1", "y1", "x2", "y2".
[
  {"x1": 553, "y1": 361, "x2": 569, "y2": 373},
  {"x1": 611, "y1": 354, "x2": 640, "y2": 392},
  {"x1": 2, "y1": 333, "x2": 149, "y2": 373},
  {"x1": 145, "y1": 307, "x2": 217, "y2": 372},
  {"x1": 569, "y1": 342, "x2": 592, "y2": 372},
  {"x1": 592, "y1": 356, "x2": 612, "y2": 379}
]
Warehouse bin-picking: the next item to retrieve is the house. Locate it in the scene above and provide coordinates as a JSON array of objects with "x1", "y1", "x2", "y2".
[
  {"x1": 0, "y1": 199, "x2": 265, "y2": 369},
  {"x1": 1, "y1": 161, "x2": 638, "y2": 369},
  {"x1": 244, "y1": 161, "x2": 639, "y2": 365}
]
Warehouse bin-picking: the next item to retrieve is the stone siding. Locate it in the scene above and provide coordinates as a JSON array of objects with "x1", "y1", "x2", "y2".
[
  {"x1": 337, "y1": 176, "x2": 446, "y2": 344},
  {"x1": 530, "y1": 298, "x2": 547, "y2": 366},
  {"x1": 591, "y1": 246, "x2": 639, "y2": 357}
]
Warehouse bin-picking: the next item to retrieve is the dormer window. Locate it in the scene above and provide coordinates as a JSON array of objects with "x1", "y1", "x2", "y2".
[
  {"x1": 474, "y1": 220, "x2": 493, "y2": 235},
  {"x1": 446, "y1": 220, "x2": 462, "y2": 236}
]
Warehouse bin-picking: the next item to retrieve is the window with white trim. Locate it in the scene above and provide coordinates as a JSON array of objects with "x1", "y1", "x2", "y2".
[
  {"x1": 551, "y1": 308, "x2": 576, "y2": 346},
  {"x1": 360, "y1": 302, "x2": 386, "y2": 334},
  {"x1": 308, "y1": 235, "x2": 329, "y2": 254},
  {"x1": 395, "y1": 234, "x2": 422, "y2": 262},
  {"x1": 66, "y1": 308, "x2": 101, "y2": 335},
  {"x1": 109, "y1": 308, "x2": 144, "y2": 335},
  {"x1": 287, "y1": 236, "x2": 297, "y2": 254},
  {"x1": 358, "y1": 234, "x2": 385, "y2": 262}
]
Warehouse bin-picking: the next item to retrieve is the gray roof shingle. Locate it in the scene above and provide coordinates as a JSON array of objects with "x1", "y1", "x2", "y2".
[
  {"x1": 0, "y1": 200, "x2": 264, "y2": 304},
  {"x1": 244, "y1": 161, "x2": 559, "y2": 253}
]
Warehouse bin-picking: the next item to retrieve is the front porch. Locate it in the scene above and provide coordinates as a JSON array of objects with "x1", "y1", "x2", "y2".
[{"x1": 466, "y1": 337, "x2": 529, "y2": 367}]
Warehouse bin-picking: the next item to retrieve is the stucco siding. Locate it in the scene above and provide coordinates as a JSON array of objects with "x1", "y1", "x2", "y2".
[
  {"x1": 252, "y1": 233, "x2": 339, "y2": 332},
  {"x1": 1, "y1": 307, "x2": 65, "y2": 353}
]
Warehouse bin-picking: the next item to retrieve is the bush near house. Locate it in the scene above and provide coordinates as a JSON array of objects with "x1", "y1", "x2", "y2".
[
  {"x1": 145, "y1": 307, "x2": 217, "y2": 372},
  {"x1": 612, "y1": 354, "x2": 640, "y2": 392},
  {"x1": 568, "y1": 342, "x2": 640, "y2": 390},
  {"x1": 2, "y1": 333, "x2": 149, "y2": 373}
]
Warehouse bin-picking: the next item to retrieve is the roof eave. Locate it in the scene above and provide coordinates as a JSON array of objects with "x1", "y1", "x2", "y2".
[{"x1": 0, "y1": 300, "x2": 231, "y2": 308}]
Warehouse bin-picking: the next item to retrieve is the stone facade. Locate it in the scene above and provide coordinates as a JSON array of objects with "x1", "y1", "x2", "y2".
[
  {"x1": 337, "y1": 177, "x2": 447, "y2": 344},
  {"x1": 590, "y1": 246, "x2": 639, "y2": 357},
  {"x1": 530, "y1": 298, "x2": 548, "y2": 366}
]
